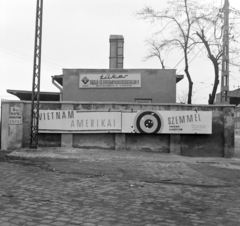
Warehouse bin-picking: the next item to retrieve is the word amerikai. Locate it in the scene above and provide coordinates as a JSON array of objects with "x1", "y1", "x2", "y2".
[{"x1": 39, "y1": 111, "x2": 117, "y2": 128}]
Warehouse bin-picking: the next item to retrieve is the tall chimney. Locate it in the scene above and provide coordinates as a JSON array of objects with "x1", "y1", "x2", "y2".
[{"x1": 109, "y1": 35, "x2": 124, "y2": 69}]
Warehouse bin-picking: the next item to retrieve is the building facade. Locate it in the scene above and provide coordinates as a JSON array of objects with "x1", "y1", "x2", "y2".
[
  {"x1": 1, "y1": 35, "x2": 235, "y2": 157},
  {"x1": 52, "y1": 68, "x2": 183, "y2": 103}
]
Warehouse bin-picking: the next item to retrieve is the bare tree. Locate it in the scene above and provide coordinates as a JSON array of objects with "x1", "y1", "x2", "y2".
[
  {"x1": 137, "y1": 0, "x2": 210, "y2": 104},
  {"x1": 177, "y1": 89, "x2": 198, "y2": 104},
  {"x1": 144, "y1": 39, "x2": 166, "y2": 69},
  {"x1": 195, "y1": 29, "x2": 223, "y2": 104},
  {"x1": 193, "y1": 3, "x2": 240, "y2": 104},
  {"x1": 177, "y1": 89, "x2": 189, "y2": 104}
]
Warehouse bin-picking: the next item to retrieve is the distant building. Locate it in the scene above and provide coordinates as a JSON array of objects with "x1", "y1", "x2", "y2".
[
  {"x1": 51, "y1": 68, "x2": 183, "y2": 103},
  {"x1": 215, "y1": 89, "x2": 240, "y2": 106}
]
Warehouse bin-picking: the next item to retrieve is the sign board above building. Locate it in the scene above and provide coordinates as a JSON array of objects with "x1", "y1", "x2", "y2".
[
  {"x1": 39, "y1": 110, "x2": 212, "y2": 134},
  {"x1": 79, "y1": 73, "x2": 141, "y2": 88}
]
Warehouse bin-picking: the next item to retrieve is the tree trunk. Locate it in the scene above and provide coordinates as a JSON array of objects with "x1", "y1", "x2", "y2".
[
  {"x1": 160, "y1": 60, "x2": 165, "y2": 69},
  {"x1": 208, "y1": 59, "x2": 219, "y2": 104},
  {"x1": 195, "y1": 31, "x2": 221, "y2": 105},
  {"x1": 184, "y1": 62, "x2": 193, "y2": 104}
]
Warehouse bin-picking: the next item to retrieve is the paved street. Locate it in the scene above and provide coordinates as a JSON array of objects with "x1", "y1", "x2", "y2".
[{"x1": 0, "y1": 146, "x2": 240, "y2": 226}]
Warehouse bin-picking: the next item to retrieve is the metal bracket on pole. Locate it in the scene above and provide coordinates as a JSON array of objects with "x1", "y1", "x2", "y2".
[{"x1": 29, "y1": 0, "x2": 43, "y2": 148}]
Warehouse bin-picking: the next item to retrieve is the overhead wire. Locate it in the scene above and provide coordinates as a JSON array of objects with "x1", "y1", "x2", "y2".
[
  {"x1": 176, "y1": 3, "x2": 240, "y2": 102},
  {"x1": 173, "y1": 7, "x2": 220, "y2": 70},
  {"x1": 177, "y1": 5, "x2": 240, "y2": 98},
  {"x1": 177, "y1": 12, "x2": 223, "y2": 73},
  {"x1": 0, "y1": 39, "x2": 76, "y2": 72}
]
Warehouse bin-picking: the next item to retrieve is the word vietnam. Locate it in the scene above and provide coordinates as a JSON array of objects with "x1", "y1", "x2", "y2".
[
  {"x1": 39, "y1": 110, "x2": 74, "y2": 121},
  {"x1": 39, "y1": 110, "x2": 121, "y2": 132}
]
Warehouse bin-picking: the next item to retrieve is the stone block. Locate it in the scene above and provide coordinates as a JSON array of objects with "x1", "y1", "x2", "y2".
[
  {"x1": 223, "y1": 107, "x2": 235, "y2": 158},
  {"x1": 61, "y1": 104, "x2": 73, "y2": 147},
  {"x1": 170, "y1": 134, "x2": 181, "y2": 155},
  {"x1": 115, "y1": 134, "x2": 126, "y2": 150}
]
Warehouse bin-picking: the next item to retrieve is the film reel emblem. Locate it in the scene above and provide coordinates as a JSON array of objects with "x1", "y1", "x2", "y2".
[{"x1": 133, "y1": 111, "x2": 162, "y2": 133}]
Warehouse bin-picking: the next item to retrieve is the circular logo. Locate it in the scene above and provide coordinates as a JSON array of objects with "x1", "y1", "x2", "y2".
[{"x1": 133, "y1": 111, "x2": 162, "y2": 133}]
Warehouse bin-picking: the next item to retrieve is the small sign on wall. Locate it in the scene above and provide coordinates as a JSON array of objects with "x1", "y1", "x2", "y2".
[
  {"x1": 9, "y1": 107, "x2": 22, "y2": 124},
  {"x1": 79, "y1": 73, "x2": 141, "y2": 88}
]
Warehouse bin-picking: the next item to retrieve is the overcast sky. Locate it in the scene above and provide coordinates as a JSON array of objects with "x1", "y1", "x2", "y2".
[{"x1": 1, "y1": 0, "x2": 240, "y2": 104}]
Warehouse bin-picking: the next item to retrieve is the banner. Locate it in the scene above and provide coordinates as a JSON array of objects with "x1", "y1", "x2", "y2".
[
  {"x1": 39, "y1": 110, "x2": 122, "y2": 133},
  {"x1": 122, "y1": 110, "x2": 212, "y2": 134},
  {"x1": 79, "y1": 73, "x2": 141, "y2": 88},
  {"x1": 39, "y1": 110, "x2": 212, "y2": 134}
]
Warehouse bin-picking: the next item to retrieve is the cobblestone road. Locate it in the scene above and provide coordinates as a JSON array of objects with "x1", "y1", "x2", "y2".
[{"x1": 0, "y1": 148, "x2": 240, "y2": 226}]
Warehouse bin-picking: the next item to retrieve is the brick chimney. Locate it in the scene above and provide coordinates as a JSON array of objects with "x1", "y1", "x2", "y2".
[{"x1": 109, "y1": 35, "x2": 124, "y2": 69}]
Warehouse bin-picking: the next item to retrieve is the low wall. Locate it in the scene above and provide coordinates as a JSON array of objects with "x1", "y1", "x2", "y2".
[{"x1": 1, "y1": 101, "x2": 235, "y2": 157}]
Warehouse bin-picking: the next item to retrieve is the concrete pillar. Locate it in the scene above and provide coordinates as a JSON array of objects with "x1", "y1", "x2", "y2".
[
  {"x1": 1, "y1": 102, "x2": 9, "y2": 150},
  {"x1": 1, "y1": 102, "x2": 24, "y2": 150},
  {"x1": 169, "y1": 106, "x2": 181, "y2": 155},
  {"x1": 61, "y1": 104, "x2": 73, "y2": 147},
  {"x1": 170, "y1": 134, "x2": 181, "y2": 155},
  {"x1": 115, "y1": 133, "x2": 126, "y2": 151},
  {"x1": 223, "y1": 106, "x2": 235, "y2": 157},
  {"x1": 109, "y1": 35, "x2": 124, "y2": 69}
]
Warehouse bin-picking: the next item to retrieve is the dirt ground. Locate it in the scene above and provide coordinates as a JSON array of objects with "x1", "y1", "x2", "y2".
[{"x1": 0, "y1": 137, "x2": 240, "y2": 225}]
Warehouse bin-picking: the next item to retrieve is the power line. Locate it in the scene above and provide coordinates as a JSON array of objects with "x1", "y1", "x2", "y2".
[
  {"x1": 0, "y1": 39, "x2": 76, "y2": 70},
  {"x1": 176, "y1": 6, "x2": 240, "y2": 75},
  {"x1": 175, "y1": 10, "x2": 221, "y2": 72}
]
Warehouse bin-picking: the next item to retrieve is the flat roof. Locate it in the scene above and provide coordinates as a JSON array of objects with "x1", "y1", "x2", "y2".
[
  {"x1": 176, "y1": 74, "x2": 184, "y2": 83},
  {"x1": 52, "y1": 75, "x2": 63, "y2": 86},
  {"x1": 7, "y1": 89, "x2": 60, "y2": 101}
]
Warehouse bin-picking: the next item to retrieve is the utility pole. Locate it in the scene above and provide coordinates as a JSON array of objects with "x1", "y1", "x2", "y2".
[
  {"x1": 29, "y1": 0, "x2": 43, "y2": 148},
  {"x1": 220, "y1": 0, "x2": 230, "y2": 103}
]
